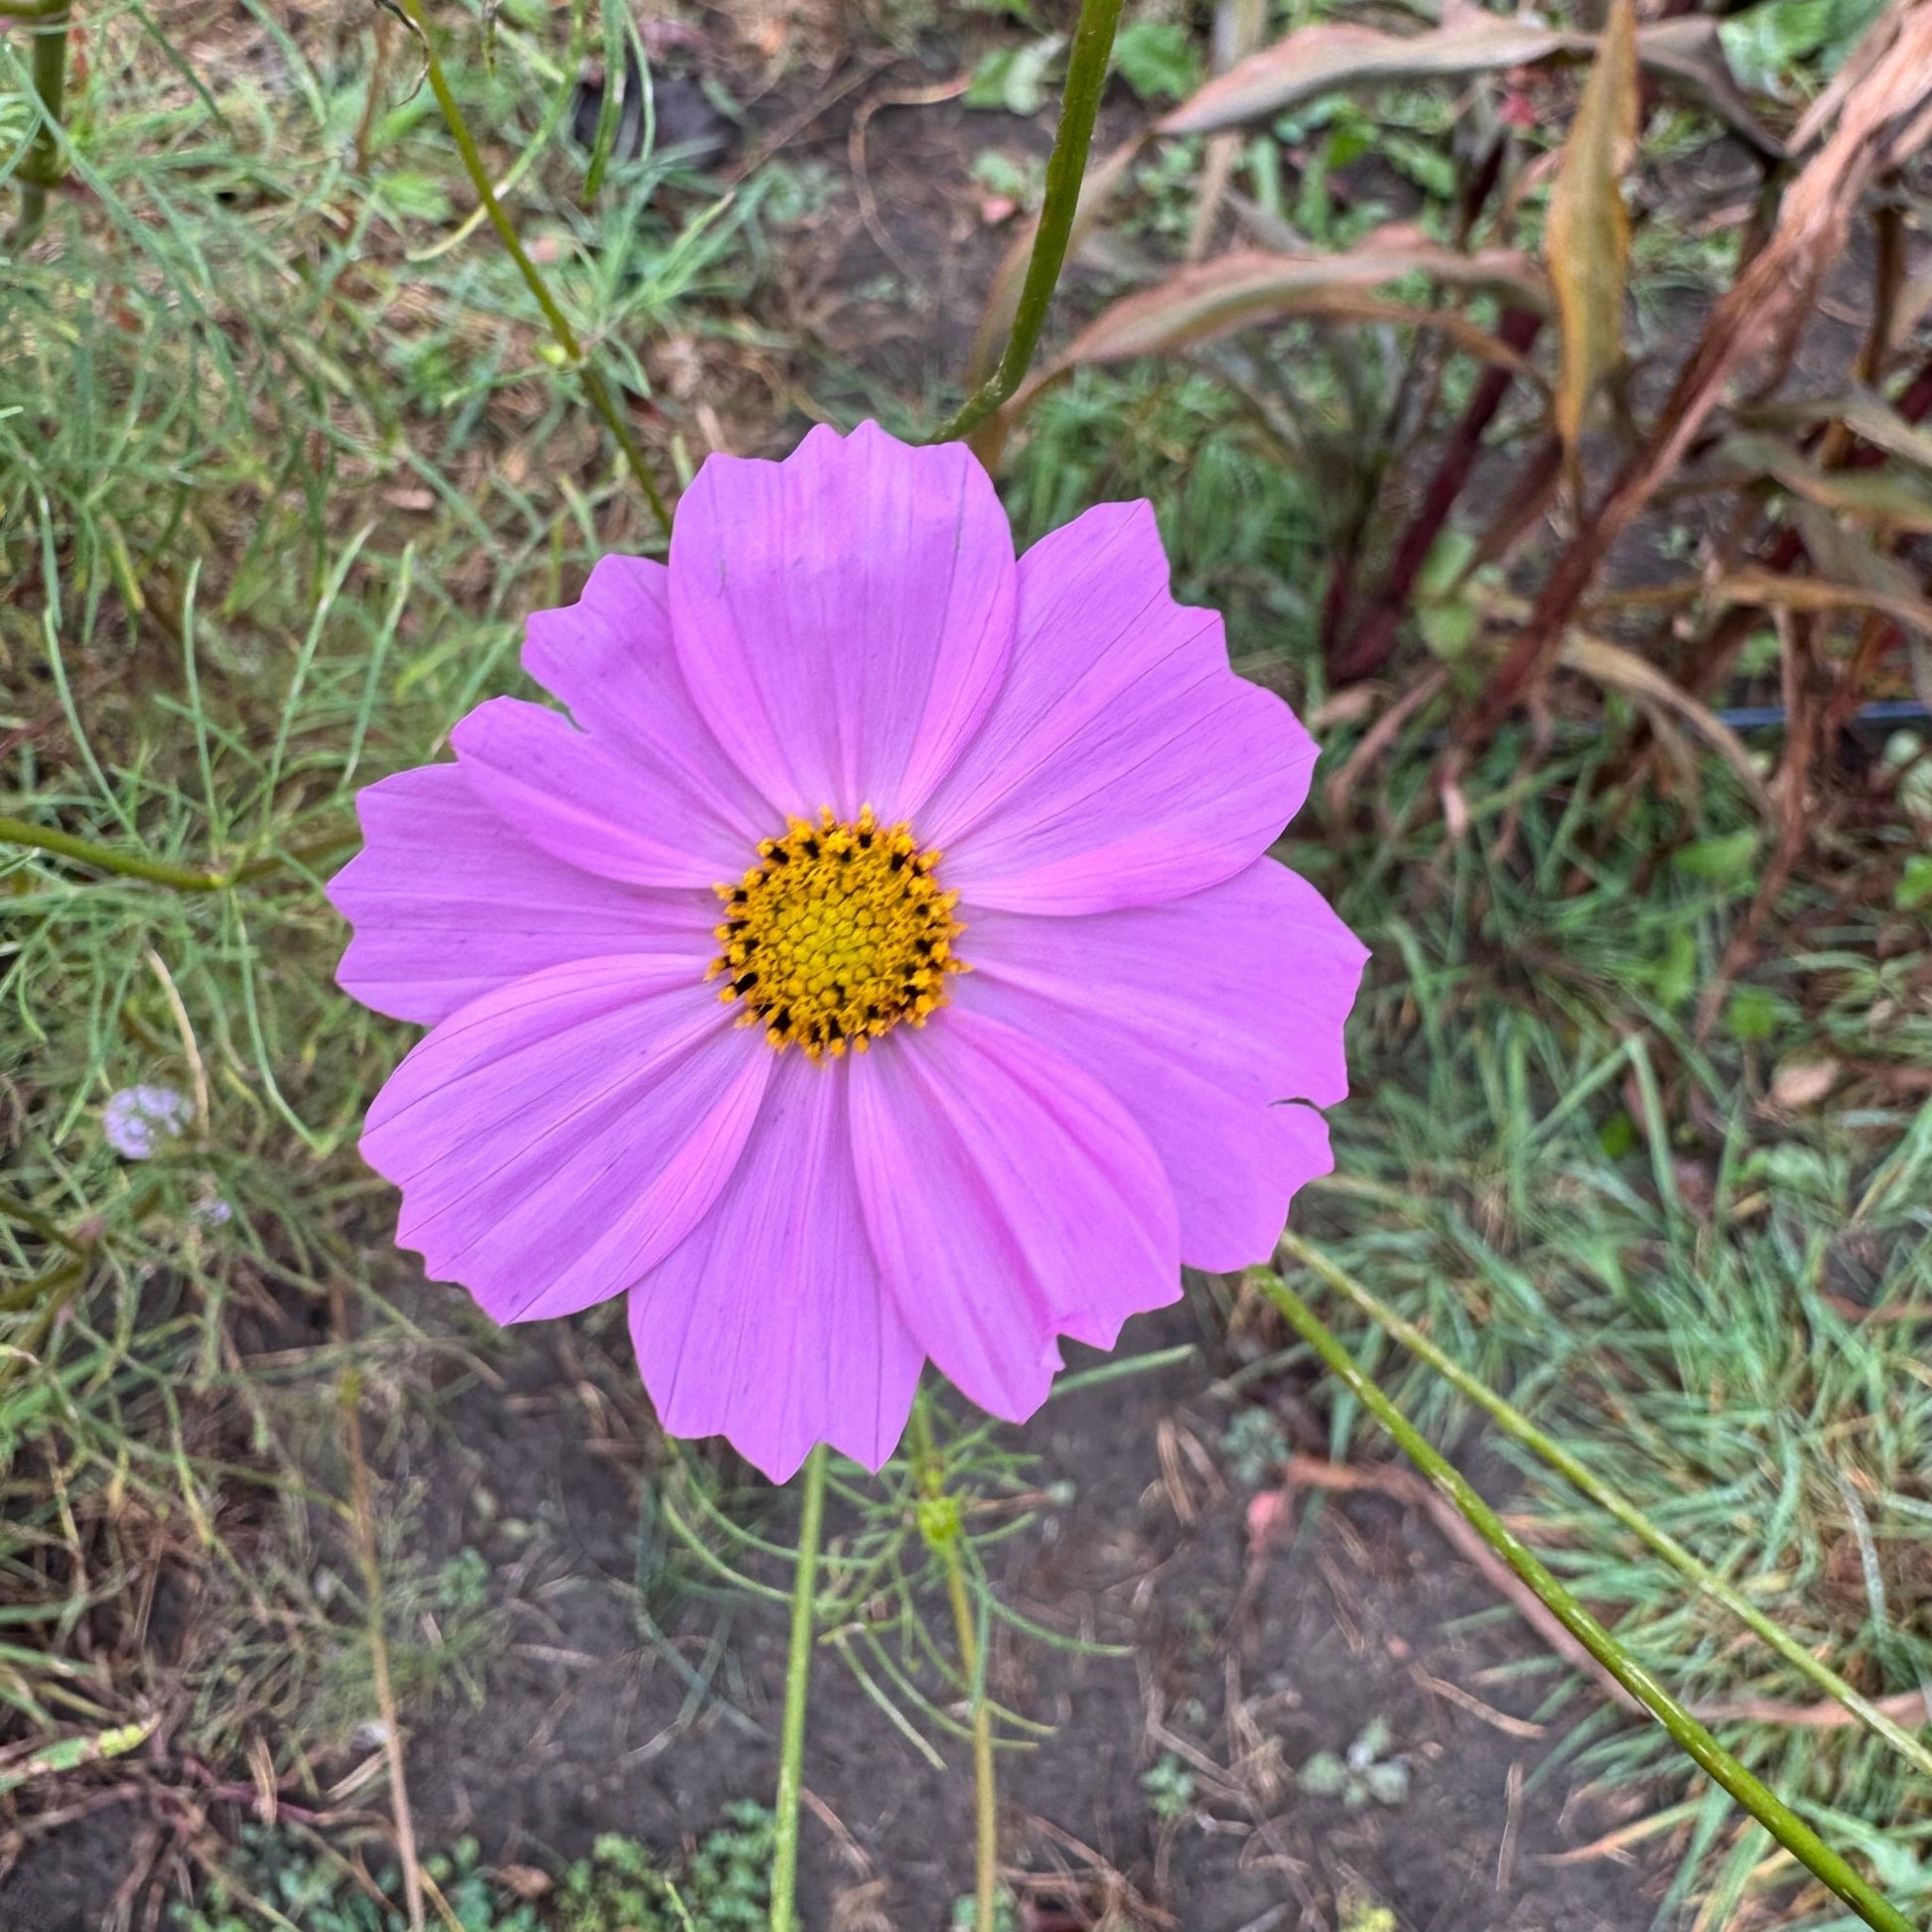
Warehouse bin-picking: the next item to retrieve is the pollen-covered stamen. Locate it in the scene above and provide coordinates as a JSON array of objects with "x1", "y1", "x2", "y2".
[{"x1": 710, "y1": 806, "x2": 966, "y2": 1060}]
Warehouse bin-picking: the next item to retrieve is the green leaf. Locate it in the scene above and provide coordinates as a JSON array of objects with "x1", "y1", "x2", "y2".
[
  {"x1": 1113, "y1": 21, "x2": 1201, "y2": 102},
  {"x1": 1671, "y1": 829, "x2": 1759, "y2": 886},
  {"x1": 966, "y1": 35, "x2": 1066, "y2": 116},
  {"x1": 1896, "y1": 854, "x2": 1932, "y2": 910},
  {"x1": 1648, "y1": 927, "x2": 1700, "y2": 1009},
  {"x1": 1724, "y1": 985, "x2": 1786, "y2": 1041},
  {"x1": 1719, "y1": 0, "x2": 1885, "y2": 93},
  {"x1": 1417, "y1": 596, "x2": 1476, "y2": 659},
  {"x1": 1416, "y1": 529, "x2": 1476, "y2": 599},
  {"x1": 377, "y1": 170, "x2": 456, "y2": 223},
  {"x1": 1351, "y1": 1716, "x2": 1394, "y2": 1762},
  {"x1": 1298, "y1": 1749, "x2": 1348, "y2": 1797}
]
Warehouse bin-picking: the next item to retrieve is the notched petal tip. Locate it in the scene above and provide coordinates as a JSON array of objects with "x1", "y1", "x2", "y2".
[{"x1": 669, "y1": 418, "x2": 1017, "y2": 824}]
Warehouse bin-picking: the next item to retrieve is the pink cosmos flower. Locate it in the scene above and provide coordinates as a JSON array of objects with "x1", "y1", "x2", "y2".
[{"x1": 330, "y1": 423, "x2": 1365, "y2": 1482}]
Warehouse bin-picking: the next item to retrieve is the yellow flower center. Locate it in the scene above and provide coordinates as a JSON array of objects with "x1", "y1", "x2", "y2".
[{"x1": 710, "y1": 806, "x2": 966, "y2": 1060}]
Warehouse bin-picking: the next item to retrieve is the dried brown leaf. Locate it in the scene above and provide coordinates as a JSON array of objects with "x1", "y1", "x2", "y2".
[
  {"x1": 1034, "y1": 230, "x2": 1547, "y2": 366},
  {"x1": 1159, "y1": 16, "x2": 1575, "y2": 136},
  {"x1": 1159, "y1": 11, "x2": 1773, "y2": 147},
  {"x1": 1547, "y1": 0, "x2": 1638, "y2": 452},
  {"x1": 1770, "y1": 1058, "x2": 1842, "y2": 1110}
]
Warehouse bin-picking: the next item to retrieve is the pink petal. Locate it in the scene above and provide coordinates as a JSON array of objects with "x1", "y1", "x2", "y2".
[
  {"x1": 330, "y1": 763, "x2": 717, "y2": 1026},
  {"x1": 452, "y1": 696, "x2": 751, "y2": 889},
  {"x1": 362, "y1": 956, "x2": 768, "y2": 1325},
  {"x1": 956, "y1": 861, "x2": 1364, "y2": 1270},
  {"x1": 626, "y1": 1054, "x2": 922, "y2": 1481},
  {"x1": 923, "y1": 501, "x2": 1316, "y2": 914},
  {"x1": 668, "y1": 422, "x2": 1016, "y2": 823},
  {"x1": 848, "y1": 1009, "x2": 1179, "y2": 1422},
  {"x1": 522, "y1": 553, "x2": 771, "y2": 843}
]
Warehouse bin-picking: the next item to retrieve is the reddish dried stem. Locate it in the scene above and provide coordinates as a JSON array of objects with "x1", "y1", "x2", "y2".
[{"x1": 1327, "y1": 307, "x2": 1547, "y2": 685}]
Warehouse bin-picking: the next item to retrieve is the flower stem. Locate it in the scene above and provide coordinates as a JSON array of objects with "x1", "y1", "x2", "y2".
[
  {"x1": 909, "y1": 1395, "x2": 999, "y2": 1929},
  {"x1": 389, "y1": 0, "x2": 673, "y2": 534},
  {"x1": 1258, "y1": 1266, "x2": 1916, "y2": 1932},
  {"x1": 0, "y1": 816, "x2": 358, "y2": 894},
  {"x1": 1276, "y1": 1231, "x2": 1932, "y2": 1783},
  {"x1": 0, "y1": 814, "x2": 234, "y2": 892},
  {"x1": 932, "y1": 0, "x2": 1125, "y2": 446},
  {"x1": 768, "y1": 1443, "x2": 827, "y2": 1932},
  {"x1": 11, "y1": 0, "x2": 70, "y2": 246}
]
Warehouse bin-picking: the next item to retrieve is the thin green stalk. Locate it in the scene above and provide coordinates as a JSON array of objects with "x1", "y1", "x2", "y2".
[
  {"x1": 12, "y1": 1, "x2": 69, "y2": 245},
  {"x1": 1276, "y1": 1232, "x2": 1932, "y2": 1783},
  {"x1": 1258, "y1": 1269, "x2": 1917, "y2": 1932},
  {"x1": 769, "y1": 1443, "x2": 827, "y2": 1932},
  {"x1": 390, "y1": 0, "x2": 672, "y2": 533},
  {"x1": 911, "y1": 1395, "x2": 999, "y2": 1930},
  {"x1": 0, "y1": 815, "x2": 234, "y2": 891},
  {"x1": 932, "y1": 0, "x2": 1125, "y2": 445},
  {"x1": 0, "y1": 1189, "x2": 84, "y2": 1254},
  {"x1": 0, "y1": 818, "x2": 360, "y2": 892}
]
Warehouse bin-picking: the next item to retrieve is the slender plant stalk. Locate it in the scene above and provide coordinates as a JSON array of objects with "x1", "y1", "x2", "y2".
[
  {"x1": 390, "y1": 0, "x2": 672, "y2": 533},
  {"x1": 0, "y1": 816, "x2": 358, "y2": 892},
  {"x1": 11, "y1": 0, "x2": 70, "y2": 245},
  {"x1": 769, "y1": 1443, "x2": 828, "y2": 1932},
  {"x1": 1277, "y1": 1232, "x2": 1932, "y2": 1782},
  {"x1": 911, "y1": 1395, "x2": 999, "y2": 1929},
  {"x1": 0, "y1": 814, "x2": 235, "y2": 891},
  {"x1": 339, "y1": 1362, "x2": 427, "y2": 1932},
  {"x1": 933, "y1": 0, "x2": 1125, "y2": 446},
  {"x1": 1258, "y1": 1268, "x2": 1916, "y2": 1932}
]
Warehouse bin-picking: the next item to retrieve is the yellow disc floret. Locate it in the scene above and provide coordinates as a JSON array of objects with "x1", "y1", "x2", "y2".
[{"x1": 710, "y1": 806, "x2": 966, "y2": 1060}]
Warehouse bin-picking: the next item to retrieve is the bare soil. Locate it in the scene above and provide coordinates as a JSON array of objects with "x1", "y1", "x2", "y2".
[{"x1": 0, "y1": 1281, "x2": 1668, "y2": 1932}]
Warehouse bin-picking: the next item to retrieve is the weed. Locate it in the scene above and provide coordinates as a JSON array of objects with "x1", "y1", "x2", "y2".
[
  {"x1": 1139, "y1": 1751, "x2": 1197, "y2": 1825},
  {"x1": 1216, "y1": 1406, "x2": 1289, "y2": 1488},
  {"x1": 173, "y1": 1808, "x2": 773, "y2": 1931},
  {"x1": 1297, "y1": 1718, "x2": 1412, "y2": 1810}
]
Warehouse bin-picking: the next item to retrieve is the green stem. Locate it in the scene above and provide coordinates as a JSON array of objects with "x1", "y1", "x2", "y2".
[
  {"x1": 0, "y1": 1189, "x2": 84, "y2": 1254},
  {"x1": 931, "y1": 0, "x2": 1125, "y2": 446},
  {"x1": 1258, "y1": 1269, "x2": 1917, "y2": 1932},
  {"x1": 911, "y1": 1395, "x2": 999, "y2": 1929},
  {"x1": 0, "y1": 814, "x2": 235, "y2": 891},
  {"x1": 391, "y1": 0, "x2": 672, "y2": 533},
  {"x1": 12, "y1": 1, "x2": 70, "y2": 245},
  {"x1": 768, "y1": 1443, "x2": 827, "y2": 1932},
  {"x1": 0, "y1": 817, "x2": 360, "y2": 892},
  {"x1": 1276, "y1": 1232, "x2": 1932, "y2": 1783}
]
